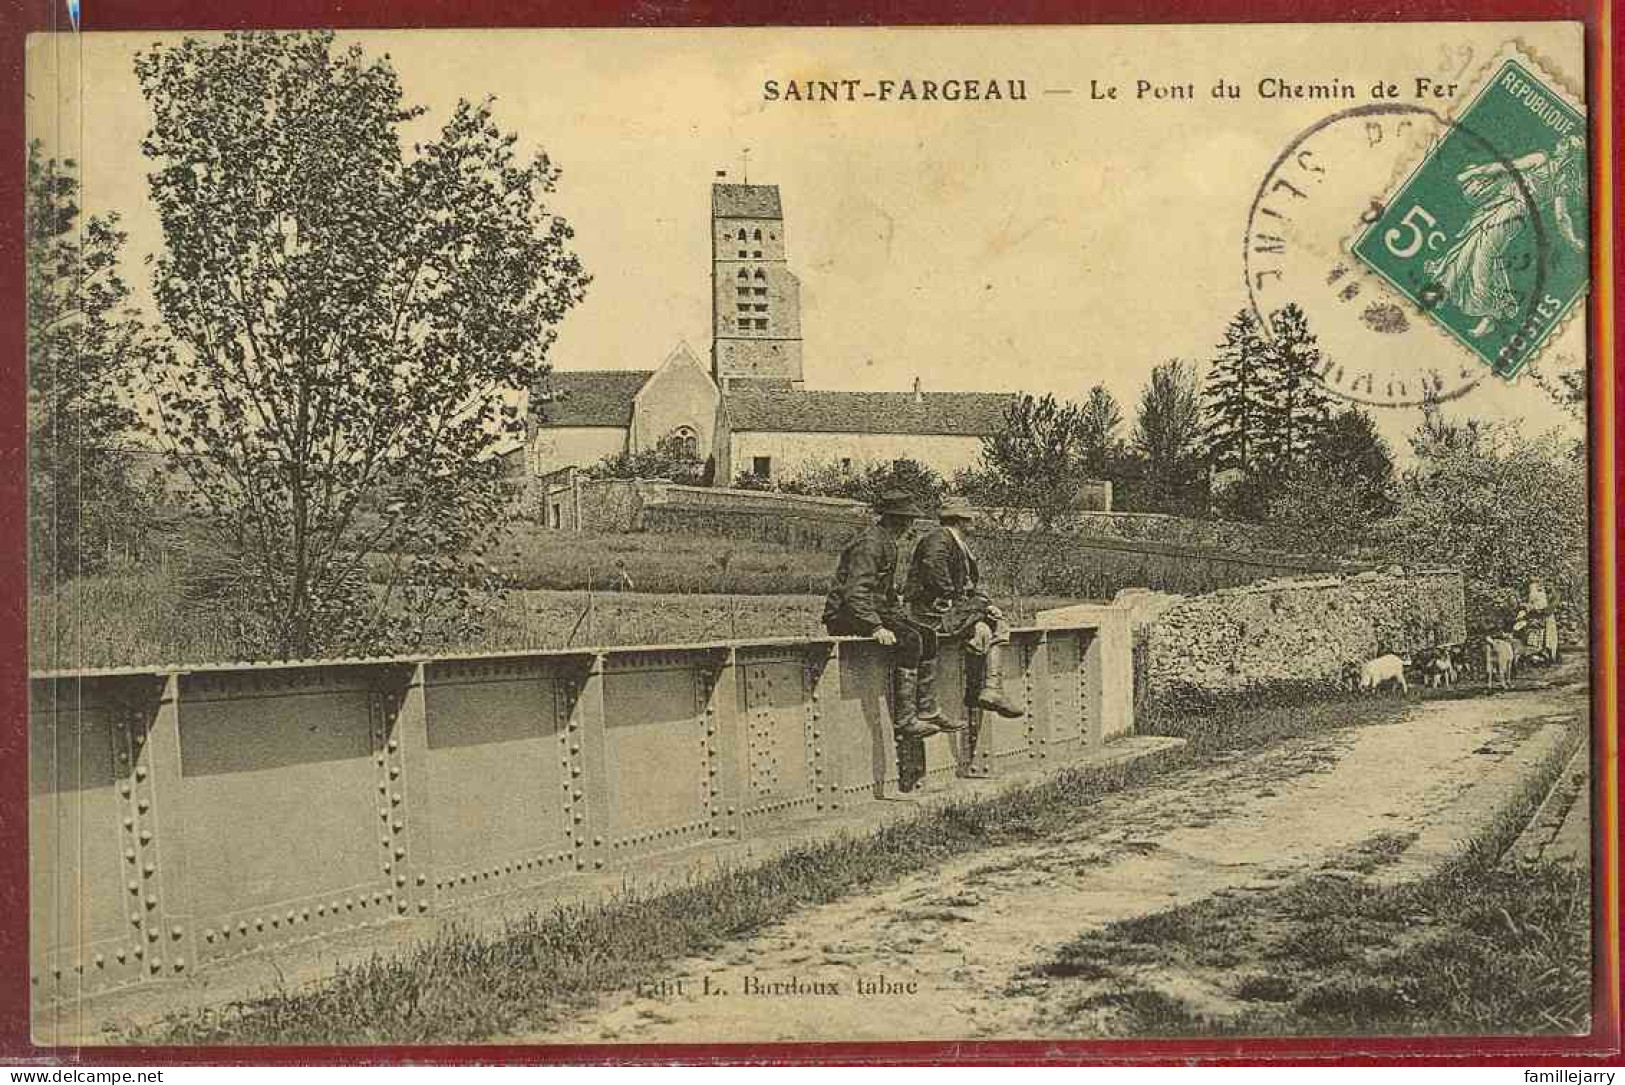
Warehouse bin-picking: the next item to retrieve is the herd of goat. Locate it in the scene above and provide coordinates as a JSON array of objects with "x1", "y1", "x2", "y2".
[{"x1": 1345, "y1": 631, "x2": 1558, "y2": 696}]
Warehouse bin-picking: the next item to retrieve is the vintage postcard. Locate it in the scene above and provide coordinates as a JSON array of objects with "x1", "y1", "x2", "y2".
[{"x1": 22, "y1": 22, "x2": 1611, "y2": 1055}]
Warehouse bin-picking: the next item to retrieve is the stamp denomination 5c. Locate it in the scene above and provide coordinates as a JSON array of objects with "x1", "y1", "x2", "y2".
[{"x1": 1352, "y1": 49, "x2": 1587, "y2": 380}]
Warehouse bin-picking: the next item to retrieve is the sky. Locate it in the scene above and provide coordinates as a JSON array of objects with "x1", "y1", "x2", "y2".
[{"x1": 26, "y1": 23, "x2": 1589, "y2": 460}]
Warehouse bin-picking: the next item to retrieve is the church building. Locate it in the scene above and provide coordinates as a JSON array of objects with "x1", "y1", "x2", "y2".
[{"x1": 524, "y1": 182, "x2": 1012, "y2": 484}]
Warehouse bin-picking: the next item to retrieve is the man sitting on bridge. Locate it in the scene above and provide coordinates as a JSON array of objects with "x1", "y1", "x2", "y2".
[
  {"x1": 823, "y1": 489, "x2": 956, "y2": 794},
  {"x1": 906, "y1": 497, "x2": 1025, "y2": 777}
]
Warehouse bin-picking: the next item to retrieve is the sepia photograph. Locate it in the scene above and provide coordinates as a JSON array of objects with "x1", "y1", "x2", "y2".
[{"x1": 21, "y1": 21, "x2": 1610, "y2": 1054}]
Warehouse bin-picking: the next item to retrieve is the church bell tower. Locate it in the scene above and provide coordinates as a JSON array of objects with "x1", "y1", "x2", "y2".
[{"x1": 711, "y1": 181, "x2": 804, "y2": 390}]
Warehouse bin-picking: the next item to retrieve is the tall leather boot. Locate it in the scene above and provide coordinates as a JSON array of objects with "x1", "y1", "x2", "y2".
[
  {"x1": 976, "y1": 643, "x2": 1026, "y2": 719},
  {"x1": 894, "y1": 668, "x2": 941, "y2": 739},
  {"x1": 915, "y1": 658, "x2": 962, "y2": 731}
]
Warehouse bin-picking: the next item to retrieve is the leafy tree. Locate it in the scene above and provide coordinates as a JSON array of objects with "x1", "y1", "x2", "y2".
[
  {"x1": 955, "y1": 393, "x2": 1090, "y2": 611},
  {"x1": 1078, "y1": 384, "x2": 1124, "y2": 476},
  {"x1": 1260, "y1": 303, "x2": 1334, "y2": 472},
  {"x1": 1256, "y1": 473, "x2": 1378, "y2": 557},
  {"x1": 853, "y1": 458, "x2": 946, "y2": 507},
  {"x1": 1387, "y1": 411, "x2": 1586, "y2": 637},
  {"x1": 1257, "y1": 411, "x2": 1396, "y2": 556},
  {"x1": 1410, "y1": 387, "x2": 1488, "y2": 460},
  {"x1": 1308, "y1": 407, "x2": 1396, "y2": 515},
  {"x1": 1132, "y1": 359, "x2": 1205, "y2": 511},
  {"x1": 135, "y1": 31, "x2": 589, "y2": 657},
  {"x1": 1201, "y1": 309, "x2": 1271, "y2": 476},
  {"x1": 26, "y1": 143, "x2": 155, "y2": 581},
  {"x1": 970, "y1": 393, "x2": 1092, "y2": 529},
  {"x1": 589, "y1": 432, "x2": 710, "y2": 485}
]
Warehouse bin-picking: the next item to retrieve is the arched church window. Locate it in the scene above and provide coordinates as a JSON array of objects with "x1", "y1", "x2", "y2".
[
  {"x1": 754, "y1": 269, "x2": 767, "y2": 280},
  {"x1": 671, "y1": 426, "x2": 699, "y2": 458},
  {"x1": 737, "y1": 269, "x2": 750, "y2": 279},
  {"x1": 753, "y1": 229, "x2": 762, "y2": 240},
  {"x1": 737, "y1": 229, "x2": 747, "y2": 241}
]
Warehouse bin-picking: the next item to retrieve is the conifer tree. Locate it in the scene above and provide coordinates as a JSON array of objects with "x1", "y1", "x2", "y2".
[
  {"x1": 1261, "y1": 303, "x2": 1334, "y2": 472},
  {"x1": 1200, "y1": 309, "x2": 1270, "y2": 475}
]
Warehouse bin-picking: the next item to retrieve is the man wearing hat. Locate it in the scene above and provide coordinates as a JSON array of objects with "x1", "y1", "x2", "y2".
[
  {"x1": 822, "y1": 489, "x2": 956, "y2": 793},
  {"x1": 906, "y1": 496, "x2": 1024, "y2": 777}
]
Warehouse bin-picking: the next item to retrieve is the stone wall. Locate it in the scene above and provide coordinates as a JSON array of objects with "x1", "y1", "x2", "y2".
[
  {"x1": 1062, "y1": 511, "x2": 1277, "y2": 551},
  {"x1": 1132, "y1": 568, "x2": 1467, "y2": 710},
  {"x1": 523, "y1": 470, "x2": 664, "y2": 533}
]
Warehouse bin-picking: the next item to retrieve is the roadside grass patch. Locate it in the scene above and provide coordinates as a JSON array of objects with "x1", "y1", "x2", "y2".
[
  {"x1": 1322, "y1": 832, "x2": 1418, "y2": 874},
  {"x1": 1035, "y1": 723, "x2": 1589, "y2": 1036},
  {"x1": 1136, "y1": 690, "x2": 1414, "y2": 751}
]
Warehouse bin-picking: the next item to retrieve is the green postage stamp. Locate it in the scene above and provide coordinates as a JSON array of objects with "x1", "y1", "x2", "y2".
[{"x1": 1353, "y1": 49, "x2": 1587, "y2": 380}]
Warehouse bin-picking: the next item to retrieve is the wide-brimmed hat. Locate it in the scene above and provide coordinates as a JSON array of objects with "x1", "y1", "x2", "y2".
[
  {"x1": 936, "y1": 496, "x2": 978, "y2": 523},
  {"x1": 874, "y1": 489, "x2": 925, "y2": 518}
]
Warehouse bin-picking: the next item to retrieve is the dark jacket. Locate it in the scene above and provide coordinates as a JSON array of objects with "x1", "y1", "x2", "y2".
[
  {"x1": 905, "y1": 526, "x2": 979, "y2": 606},
  {"x1": 823, "y1": 524, "x2": 902, "y2": 632},
  {"x1": 906, "y1": 526, "x2": 992, "y2": 636}
]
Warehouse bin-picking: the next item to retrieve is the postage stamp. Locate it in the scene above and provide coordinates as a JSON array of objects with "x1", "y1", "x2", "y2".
[{"x1": 1351, "y1": 49, "x2": 1587, "y2": 380}]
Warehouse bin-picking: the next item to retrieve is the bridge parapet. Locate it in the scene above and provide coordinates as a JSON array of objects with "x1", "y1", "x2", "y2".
[{"x1": 28, "y1": 620, "x2": 1130, "y2": 1005}]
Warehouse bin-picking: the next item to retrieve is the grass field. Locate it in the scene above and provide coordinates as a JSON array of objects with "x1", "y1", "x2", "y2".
[
  {"x1": 483, "y1": 527, "x2": 840, "y2": 595},
  {"x1": 30, "y1": 570, "x2": 1084, "y2": 669},
  {"x1": 127, "y1": 692, "x2": 1434, "y2": 1044}
]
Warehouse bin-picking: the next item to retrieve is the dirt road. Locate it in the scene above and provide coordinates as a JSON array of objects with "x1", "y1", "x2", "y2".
[{"x1": 525, "y1": 672, "x2": 1586, "y2": 1044}]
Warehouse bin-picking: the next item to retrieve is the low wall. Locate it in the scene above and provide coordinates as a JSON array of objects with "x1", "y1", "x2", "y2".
[
  {"x1": 29, "y1": 619, "x2": 1128, "y2": 1004},
  {"x1": 1132, "y1": 568, "x2": 1467, "y2": 709},
  {"x1": 656, "y1": 485, "x2": 870, "y2": 516},
  {"x1": 524, "y1": 473, "x2": 664, "y2": 533},
  {"x1": 1062, "y1": 511, "x2": 1277, "y2": 552},
  {"x1": 974, "y1": 530, "x2": 1353, "y2": 599}
]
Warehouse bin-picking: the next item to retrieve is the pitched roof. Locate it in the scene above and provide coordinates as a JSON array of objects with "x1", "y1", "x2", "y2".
[
  {"x1": 531, "y1": 370, "x2": 652, "y2": 427},
  {"x1": 723, "y1": 388, "x2": 1012, "y2": 437},
  {"x1": 712, "y1": 184, "x2": 782, "y2": 220}
]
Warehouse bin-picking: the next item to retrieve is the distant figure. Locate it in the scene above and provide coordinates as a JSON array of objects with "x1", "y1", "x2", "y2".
[
  {"x1": 905, "y1": 496, "x2": 1024, "y2": 779},
  {"x1": 1513, "y1": 578, "x2": 1559, "y2": 664},
  {"x1": 823, "y1": 489, "x2": 958, "y2": 794}
]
